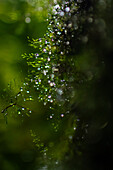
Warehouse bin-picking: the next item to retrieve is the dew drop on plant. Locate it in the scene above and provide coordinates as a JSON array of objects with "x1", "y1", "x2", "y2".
[
  {"x1": 35, "y1": 81, "x2": 38, "y2": 85},
  {"x1": 29, "y1": 96, "x2": 33, "y2": 100},
  {"x1": 50, "y1": 82, "x2": 54, "y2": 86},
  {"x1": 74, "y1": 127, "x2": 76, "y2": 130},
  {"x1": 50, "y1": 99, "x2": 53, "y2": 103},
  {"x1": 66, "y1": 41, "x2": 70, "y2": 45},
  {"x1": 68, "y1": 22, "x2": 72, "y2": 28},
  {"x1": 43, "y1": 48, "x2": 46, "y2": 52},
  {"x1": 25, "y1": 17, "x2": 31, "y2": 23},
  {"x1": 65, "y1": 7, "x2": 70, "y2": 12},
  {"x1": 50, "y1": 115, "x2": 53, "y2": 119},
  {"x1": 48, "y1": 57, "x2": 50, "y2": 61},
  {"x1": 29, "y1": 110, "x2": 32, "y2": 114},
  {"x1": 60, "y1": 11, "x2": 64, "y2": 16},
  {"x1": 20, "y1": 87, "x2": 23, "y2": 91},
  {"x1": 55, "y1": 161, "x2": 59, "y2": 165},
  {"x1": 36, "y1": 53, "x2": 39, "y2": 56},
  {"x1": 61, "y1": 114, "x2": 64, "y2": 117},
  {"x1": 48, "y1": 95, "x2": 51, "y2": 99},
  {"x1": 44, "y1": 102, "x2": 47, "y2": 106},
  {"x1": 18, "y1": 110, "x2": 21, "y2": 115}
]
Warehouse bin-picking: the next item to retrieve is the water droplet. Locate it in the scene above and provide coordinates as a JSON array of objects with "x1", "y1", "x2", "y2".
[
  {"x1": 54, "y1": 4, "x2": 60, "y2": 9},
  {"x1": 55, "y1": 161, "x2": 59, "y2": 165},
  {"x1": 66, "y1": 41, "x2": 70, "y2": 45},
  {"x1": 44, "y1": 102, "x2": 47, "y2": 105},
  {"x1": 43, "y1": 70, "x2": 47, "y2": 75},
  {"x1": 43, "y1": 48, "x2": 46, "y2": 52},
  {"x1": 29, "y1": 110, "x2": 32, "y2": 113},
  {"x1": 57, "y1": 89, "x2": 63, "y2": 95},
  {"x1": 25, "y1": 17, "x2": 31, "y2": 23},
  {"x1": 65, "y1": 7, "x2": 70, "y2": 12},
  {"x1": 17, "y1": 93, "x2": 20, "y2": 96},
  {"x1": 60, "y1": 11, "x2": 64, "y2": 16},
  {"x1": 50, "y1": 82, "x2": 54, "y2": 87},
  {"x1": 18, "y1": 110, "x2": 21, "y2": 115},
  {"x1": 50, "y1": 99, "x2": 53, "y2": 103},
  {"x1": 45, "y1": 40, "x2": 48, "y2": 44},
  {"x1": 36, "y1": 53, "x2": 39, "y2": 56},
  {"x1": 35, "y1": 81, "x2": 38, "y2": 85},
  {"x1": 88, "y1": 17, "x2": 93, "y2": 23},
  {"x1": 61, "y1": 114, "x2": 64, "y2": 117},
  {"x1": 48, "y1": 57, "x2": 50, "y2": 61},
  {"x1": 29, "y1": 96, "x2": 33, "y2": 100},
  {"x1": 68, "y1": 22, "x2": 72, "y2": 28},
  {"x1": 48, "y1": 95, "x2": 51, "y2": 99},
  {"x1": 20, "y1": 87, "x2": 23, "y2": 91},
  {"x1": 51, "y1": 74, "x2": 54, "y2": 79},
  {"x1": 74, "y1": 127, "x2": 76, "y2": 130},
  {"x1": 57, "y1": 31, "x2": 61, "y2": 35}
]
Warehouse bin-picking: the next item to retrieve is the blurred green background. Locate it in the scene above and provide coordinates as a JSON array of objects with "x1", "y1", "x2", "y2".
[{"x1": 0, "y1": 0, "x2": 49, "y2": 90}]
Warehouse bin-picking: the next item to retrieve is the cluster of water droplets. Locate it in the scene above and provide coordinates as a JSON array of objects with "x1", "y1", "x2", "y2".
[
  {"x1": 2, "y1": 0, "x2": 94, "y2": 123},
  {"x1": 22, "y1": 0, "x2": 87, "y2": 113}
]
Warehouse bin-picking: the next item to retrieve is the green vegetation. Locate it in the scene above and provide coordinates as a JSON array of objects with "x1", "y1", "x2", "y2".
[{"x1": 0, "y1": 0, "x2": 113, "y2": 170}]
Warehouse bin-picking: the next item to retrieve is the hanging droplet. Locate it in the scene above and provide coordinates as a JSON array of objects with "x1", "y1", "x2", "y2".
[
  {"x1": 43, "y1": 48, "x2": 46, "y2": 52},
  {"x1": 74, "y1": 127, "x2": 76, "y2": 130},
  {"x1": 48, "y1": 95, "x2": 51, "y2": 99},
  {"x1": 18, "y1": 110, "x2": 21, "y2": 115},
  {"x1": 60, "y1": 11, "x2": 64, "y2": 16},
  {"x1": 20, "y1": 87, "x2": 23, "y2": 91},
  {"x1": 68, "y1": 22, "x2": 72, "y2": 28},
  {"x1": 65, "y1": 7, "x2": 70, "y2": 12},
  {"x1": 25, "y1": 17, "x2": 31, "y2": 23},
  {"x1": 50, "y1": 99, "x2": 53, "y2": 103},
  {"x1": 51, "y1": 74, "x2": 54, "y2": 79},
  {"x1": 66, "y1": 41, "x2": 70, "y2": 45},
  {"x1": 36, "y1": 53, "x2": 39, "y2": 56},
  {"x1": 48, "y1": 57, "x2": 50, "y2": 61},
  {"x1": 44, "y1": 102, "x2": 47, "y2": 105},
  {"x1": 29, "y1": 110, "x2": 32, "y2": 114},
  {"x1": 29, "y1": 96, "x2": 33, "y2": 100},
  {"x1": 61, "y1": 114, "x2": 64, "y2": 117},
  {"x1": 50, "y1": 82, "x2": 54, "y2": 87}
]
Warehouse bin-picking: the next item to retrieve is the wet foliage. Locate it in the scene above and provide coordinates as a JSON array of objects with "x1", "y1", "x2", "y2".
[{"x1": 1, "y1": 0, "x2": 113, "y2": 169}]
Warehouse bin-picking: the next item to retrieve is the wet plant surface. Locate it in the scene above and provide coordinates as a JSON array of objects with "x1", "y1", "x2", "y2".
[{"x1": 0, "y1": 0, "x2": 113, "y2": 170}]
